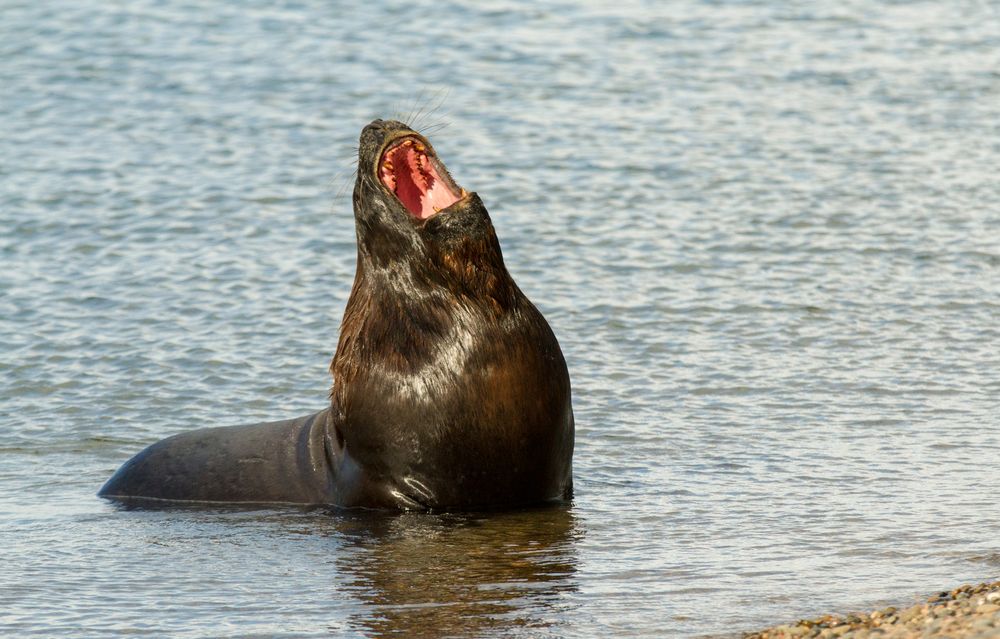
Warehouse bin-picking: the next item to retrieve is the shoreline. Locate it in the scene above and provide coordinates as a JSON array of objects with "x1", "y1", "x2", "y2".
[{"x1": 744, "y1": 580, "x2": 1000, "y2": 639}]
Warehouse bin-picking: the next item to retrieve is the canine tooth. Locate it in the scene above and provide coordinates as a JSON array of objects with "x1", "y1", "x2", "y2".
[
  {"x1": 403, "y1": 139, "x2": 413, "y2": 146},
  {"x1": 383, "y1": 161, "x2": 393, "y2": 170}
]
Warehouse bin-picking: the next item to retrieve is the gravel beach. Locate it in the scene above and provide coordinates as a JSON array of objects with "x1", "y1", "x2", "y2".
[{"x1": 744, "y1": 581, "x2": 1000, "y2": 639}]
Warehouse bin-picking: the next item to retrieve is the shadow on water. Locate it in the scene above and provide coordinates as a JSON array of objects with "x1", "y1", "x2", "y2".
[{"x1": 329, "y1": 504, "x2": 581, "y2": 638}]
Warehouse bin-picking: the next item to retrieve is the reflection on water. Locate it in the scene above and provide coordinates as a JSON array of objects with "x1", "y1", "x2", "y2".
[{"x1": 331, "y1": 506, "x2": 579, "y2": 638}]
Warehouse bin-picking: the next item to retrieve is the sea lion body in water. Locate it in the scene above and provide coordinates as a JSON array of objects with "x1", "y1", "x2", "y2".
[{"x1": 99, "y1": 119, "x2": 574, "y2": 510}]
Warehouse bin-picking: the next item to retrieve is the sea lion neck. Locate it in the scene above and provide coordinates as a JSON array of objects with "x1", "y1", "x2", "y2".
[{"x1": 354, "y1": 195, "x2": 518, "y2": 317}]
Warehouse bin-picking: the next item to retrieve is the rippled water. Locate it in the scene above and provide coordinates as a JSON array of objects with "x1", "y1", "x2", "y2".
[{"x1": 3, "y1": 1, "x2": 1000, "y2": 636}]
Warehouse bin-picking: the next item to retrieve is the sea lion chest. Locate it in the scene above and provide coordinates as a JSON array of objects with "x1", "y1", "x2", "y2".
[{"x1": 330, "y1": 294, "x2": 573, "y2": 509}]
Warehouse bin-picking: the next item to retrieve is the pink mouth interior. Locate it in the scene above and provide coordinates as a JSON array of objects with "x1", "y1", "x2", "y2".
[{"x1": 379, "y1": 137, "x2": 463, "y2": 220}]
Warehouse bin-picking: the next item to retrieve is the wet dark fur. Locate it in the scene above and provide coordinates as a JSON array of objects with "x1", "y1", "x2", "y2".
[{"x1": 99, "y1": 119, "x2": 574, "y2": 510}]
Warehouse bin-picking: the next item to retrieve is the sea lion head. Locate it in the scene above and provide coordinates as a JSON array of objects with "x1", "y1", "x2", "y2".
[{"x1": 353, "y1": 119, "x2": 501, "y2": 274}]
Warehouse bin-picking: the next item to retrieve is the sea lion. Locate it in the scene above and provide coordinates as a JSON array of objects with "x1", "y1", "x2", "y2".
[{"x1": 99, "y1": 119, "x2": 575, "y2": 510}]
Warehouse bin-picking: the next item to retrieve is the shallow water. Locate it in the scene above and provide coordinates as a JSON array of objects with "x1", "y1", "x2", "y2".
[{"x1": 2, "y1": 0, "x2": 1000, "y2": 636}]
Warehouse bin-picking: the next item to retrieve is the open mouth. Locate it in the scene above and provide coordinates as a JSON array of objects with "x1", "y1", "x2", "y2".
[{"x1": 378, "y1": 136, "x2": 465, "y2": 221}]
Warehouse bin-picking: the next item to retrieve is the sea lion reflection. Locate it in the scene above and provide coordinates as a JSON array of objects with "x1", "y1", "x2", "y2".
[{"x1": 331, "y1": 506, "x2": 580, "y2": 637}]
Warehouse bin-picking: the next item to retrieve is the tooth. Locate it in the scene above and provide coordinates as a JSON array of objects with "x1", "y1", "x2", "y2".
[
  {"x1": 403, "y1": 139, "x2": 413, "y2": 146},
  {"x1": 383, "y1": 161, "x2": 393, "y2": 170},
  {"x1": 415, "y1": 143, "x2": 425, "y2": 152}
]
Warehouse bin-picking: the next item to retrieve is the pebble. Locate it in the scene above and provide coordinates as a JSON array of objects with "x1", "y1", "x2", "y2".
[{"x1": 744, "y1": 580, "x2": 1000, "y2": 639}]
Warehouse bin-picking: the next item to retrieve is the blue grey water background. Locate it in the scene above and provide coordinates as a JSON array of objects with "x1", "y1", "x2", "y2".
[{"x1": 2, "y1": 0, "x2": 999, "y2": 636}]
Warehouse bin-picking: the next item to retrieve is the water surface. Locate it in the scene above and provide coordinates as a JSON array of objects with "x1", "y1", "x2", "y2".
[{"x1": 2, "y1": 1, "x2": 999, "y2": 636}]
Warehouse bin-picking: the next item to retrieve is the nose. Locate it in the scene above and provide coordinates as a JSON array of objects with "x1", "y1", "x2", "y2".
[{"x1": 359, "y1": 120, "x2": 386, "y2": 153}]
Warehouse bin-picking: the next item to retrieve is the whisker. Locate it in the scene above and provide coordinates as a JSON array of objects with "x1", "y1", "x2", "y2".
[
  {"x1": 412, "y1": 87, "x2": 451, "y2": 133},
  {"x1": 332, "y1": 166, "x2": 358, "y2": 202},
  {"x1": 403, "y1": 88, "x2": 427, "y2": 127},
  {"x1": 420, "y1": 121, "x2": 450, "y2": 135},
  {"x1": 409, "y1": 89, "x2": 432, "y2": 129}
]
